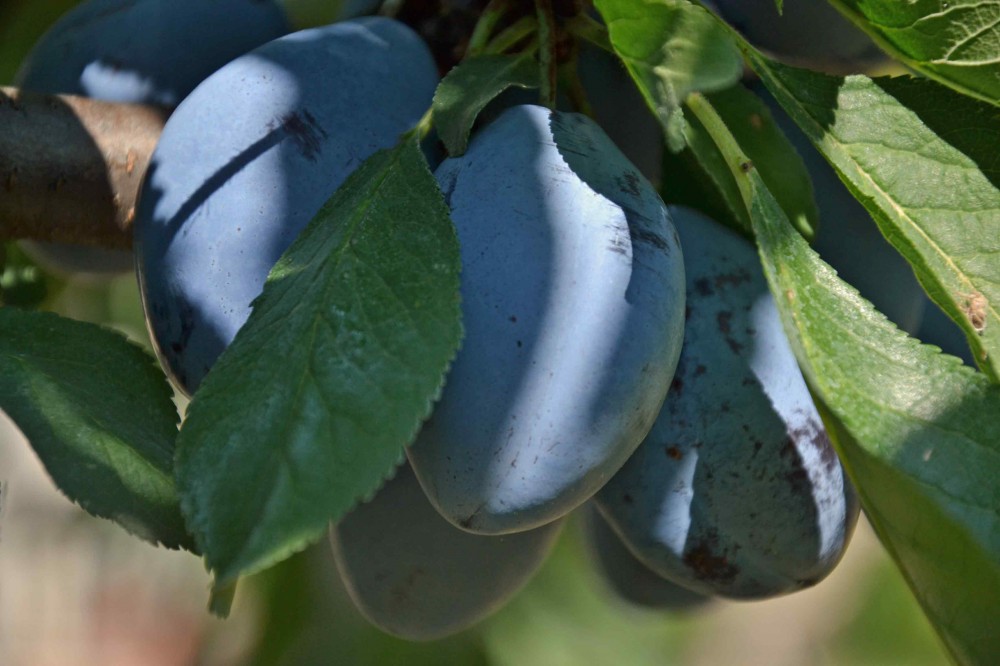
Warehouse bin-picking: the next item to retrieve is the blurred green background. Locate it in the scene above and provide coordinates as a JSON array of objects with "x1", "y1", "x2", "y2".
[{"x1": 0, "y1": 2, "x2": 951, "y2": 664}]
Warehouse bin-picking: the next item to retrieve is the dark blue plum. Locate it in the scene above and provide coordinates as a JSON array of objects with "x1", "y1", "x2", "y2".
[
  {"x1": 15, "y1": 0, "x2": 291, "y2": 276},
  {"x1": 584, "y1": 507, "x2": 713, "y2": 611},
  {"x1": 596, "y1": 206, "x2": 859, "y2": 600},
  {"x1": 330, "y1": 462, "x2": 562, "y2": 640},
  {"x1": 134, "y1": 18, "x2": 438, "y2": 394},
  {"x1": 712, "y1": 0, "x2": 885, "y2": 72},
  {"x1": 407, "y1": 104, "x2": 686, "y2": 535},
  {"x1": 752, "y1": 82, "x2": 926, "y2": 335}
]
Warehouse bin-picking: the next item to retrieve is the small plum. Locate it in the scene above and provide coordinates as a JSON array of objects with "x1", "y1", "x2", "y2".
[{"x1": 330, "y1": 462, "x2": 562, "y2": 640}]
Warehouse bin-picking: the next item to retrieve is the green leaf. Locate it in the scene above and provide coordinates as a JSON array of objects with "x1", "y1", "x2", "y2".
[
  {"x1": 686, "y1": 92, "x2": 1000, "y2": 666},
  {"x1": 176, "y1": 139, "x2": 463, "y2": 586},
  {"x1": 741, "y1": 56, "x2": 1000, "y2": 380},
  {"x1": 0, "y1": 308, "x2": 191, "y2": 549},
  {"x1": 829, "y1": 0, "x2": 1000, "y2": 106},
  {"x1": 594, "y1": 0, "x2": 743, "y2": 151},
  {"x1": 433, "y1": 53, "x2": 541, "y2": 157},
  {"x1": 680, "y1": 83, "x2": 819, "y2": 240}
]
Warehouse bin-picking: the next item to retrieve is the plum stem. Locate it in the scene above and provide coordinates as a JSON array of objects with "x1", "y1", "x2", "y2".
[
  {"x1": 483, "y1": 16, "x2": 538, "y2": 56},
  {"x1": 465, "y1": 0, "x2": 510, "y2": 58},
  {"x1": 685, "y1": 92, "x2": 754, "y2": 209},
  {"x1": 564, "y1": 13, "x2": 613, "y2": 54},
  {"x1": 535, "y1": 0, "x2": 558, "y2": 109}
]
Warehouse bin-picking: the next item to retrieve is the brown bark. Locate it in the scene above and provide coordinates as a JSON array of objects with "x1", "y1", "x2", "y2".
[{"x1": 0, "y1": 87, "x2": 167, "y2": 250}]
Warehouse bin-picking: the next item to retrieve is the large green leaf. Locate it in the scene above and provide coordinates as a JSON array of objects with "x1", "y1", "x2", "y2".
[
  {"x1": 433, "y1": 53, "x2": 541, "y2": 157},
  {"x1": 686, "y1": 92, "x2": 1000, "y2": 666},
  {"x1": 176, "y1": 139, "x2": 463, "y2": 586},
  {"x1": 829, "y1": 0, "x2": 1000, "y2": 106},
  {"x1": 594, "y1": 0, "x2": 742, "y2": 150},
  {"x1": 741, "y1": 55, "x2": 1000, "y2": 380},
  {"x1": 0, "y1": 308, "x2": 190, "y2": 549}
]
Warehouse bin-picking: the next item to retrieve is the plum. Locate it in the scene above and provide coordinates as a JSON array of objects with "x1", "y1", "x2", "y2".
[
  {"x1": 15, "y1": 0, "x2": 291, "y2": 276},
  {"x1": 407, "y1": 104, "x2": 686, "y2": 535},
  {"x1": 330, "y1": 461, "x2": 562, "y2": 640},
  {"x1": 712, "y1": 0, "x2": 884, "y2": 72},
  {"x1": 133, "y1": 17, "x2": 438, "y2": 394},
  {"x1": 583, "y1": 506, "x2": 713, "y2": 611},
  {"x1": 595, "y1": 206, "x2": 859, "y2": 600},
  {"x1": 751, "y1": 82, "x2": 926, "y2": 335}
]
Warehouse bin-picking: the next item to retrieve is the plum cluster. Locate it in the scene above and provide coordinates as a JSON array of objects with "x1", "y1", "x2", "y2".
[{"x1": 17, "y1": 0, "x2": 873, "y2": 641}]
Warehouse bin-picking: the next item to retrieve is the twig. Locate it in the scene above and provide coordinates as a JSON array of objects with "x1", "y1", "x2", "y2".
[{"x1": 0, "y1": 86, "x2": 167, "y2": 249}]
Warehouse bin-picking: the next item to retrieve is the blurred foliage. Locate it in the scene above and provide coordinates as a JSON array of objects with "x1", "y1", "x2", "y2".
[
  {"x1": 234, "y1": 517, "x2": 949, "y2": 666},
  {"x1": 0, "y1": 0, "x2": 78, "y2": 83}
]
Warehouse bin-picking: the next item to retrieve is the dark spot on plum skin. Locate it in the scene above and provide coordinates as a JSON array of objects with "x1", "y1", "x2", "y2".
[
  {"x1": 671, "y1": 376, "x2": 684, "y2": 395},
  {"x1": 694, "y1": 278, "x2": 713, "y2": 296},
  {"x1": 623, "y1": 493, "x2": 634, "y2": 505},
  {"x1": 269, "y1": 109, "x2": 329, "y2": 162},
  {"x1": 694, "y1": 364, "x2": 707, "y2": 377},
  {"x1": 630, "y1": 227, "x2": 671, "y2": 252},
  {"x1": 786, "y1": 420, "x2": 838, "y2": 471},
  {"x1": 665, "y1": 446, "x2": 683, "y2": 460},
  {"x1": 615, "y1": 170, "x2": 642, "y2": 197},
  {"x1": 509, "y1": 315, "x2": 517, "y2": 323},
  {"x1": 717, "y1": 311, "x2": 732, "y2": 334},
  {"x1": 715, "y1": 311, "x2": 744, "y2": 353},
  {"x1": 388, "y1": 567, "x2": 426, "y2": 607},
  {"x1": 713, "y1": 269, "x2": 753, "y2": 291},
  {"x1": 607, "y1": 236, "x2": 630, "y2": 256},
  {"x1": 168, "y1": 298, "x2": 197, "y2": 356},
  {"x1": 683, "y1": 532, "x2": 739, "y2": 584}
]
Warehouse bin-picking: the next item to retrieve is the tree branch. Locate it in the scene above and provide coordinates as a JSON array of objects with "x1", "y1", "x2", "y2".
[{"x1": 0, "y1": 87, "x2": 167, "y2": 250}]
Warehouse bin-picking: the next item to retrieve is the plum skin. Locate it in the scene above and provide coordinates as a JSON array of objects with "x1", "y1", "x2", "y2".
[
  {"x1": 596, "y1": 206, "x2": 859, "y2": 600},
  {"x1": 407, "y1": 104, "x2": 686, "y2": 536},
  {"x1": 133, "y1": 17, "x2": 438, "y2": 395},
  {"x1": 330, "y1": 462, "x2": 562, "y2": 641},
  {"x1": 15, "y1": 0, "x2": 291, "y2": 276}
]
